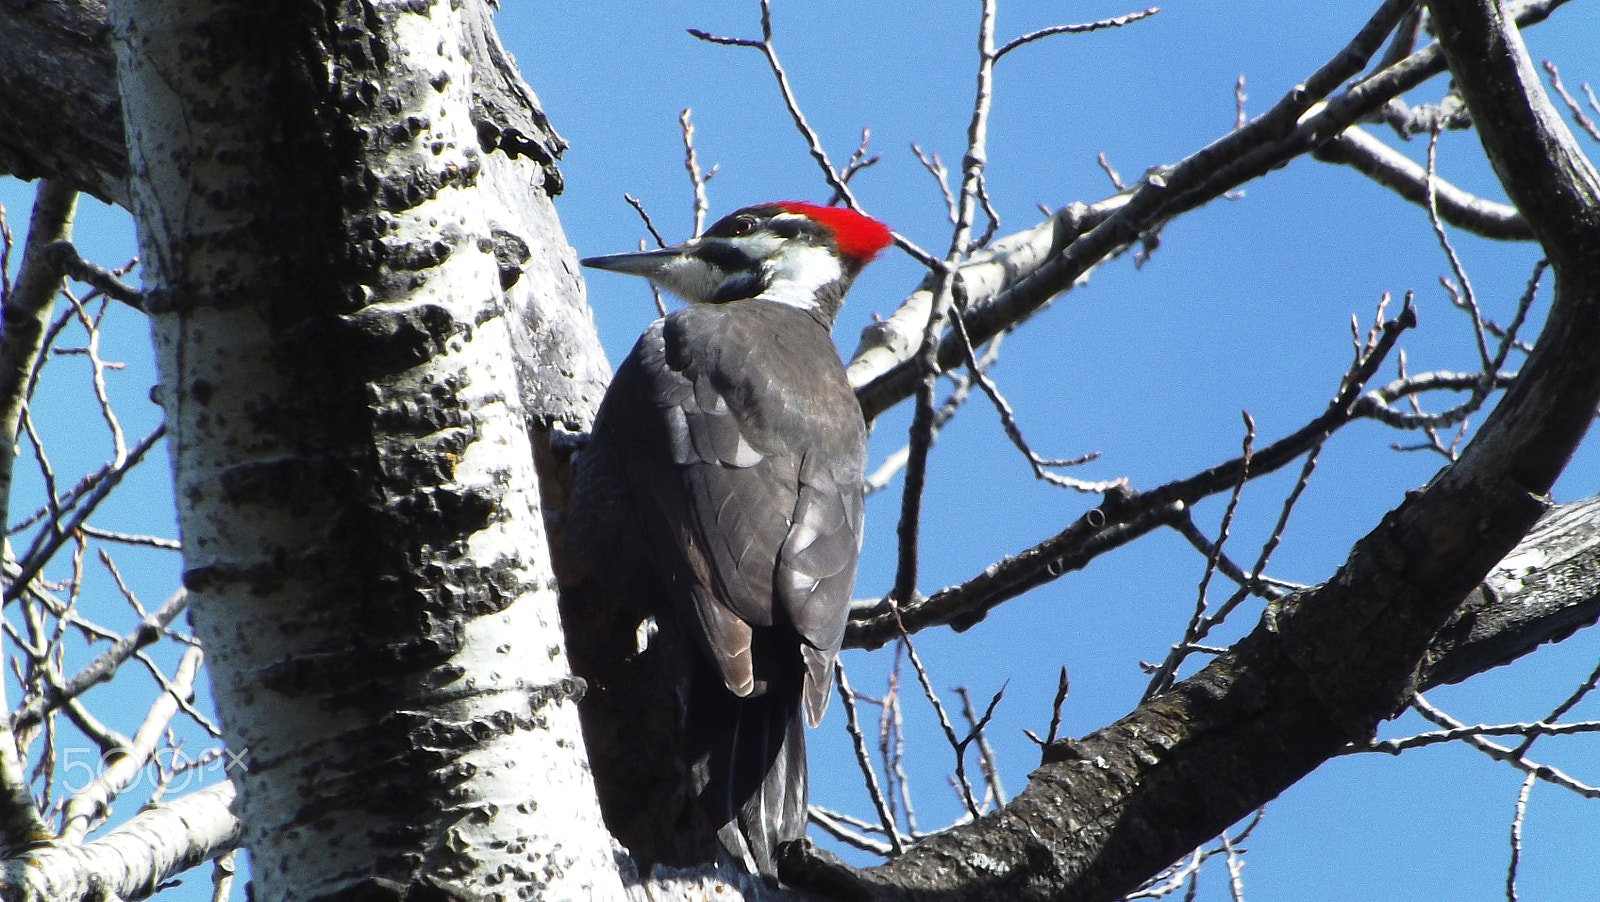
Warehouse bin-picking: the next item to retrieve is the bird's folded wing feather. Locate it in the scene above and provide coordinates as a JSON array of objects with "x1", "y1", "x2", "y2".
[{"x1": 623, "y1": 309, "x2": 863, "y2": 708}]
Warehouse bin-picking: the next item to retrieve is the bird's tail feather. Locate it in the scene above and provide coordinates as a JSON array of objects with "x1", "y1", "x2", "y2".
[{"x1": 692, "y1": 674, "x2": 807, "y2": 879}]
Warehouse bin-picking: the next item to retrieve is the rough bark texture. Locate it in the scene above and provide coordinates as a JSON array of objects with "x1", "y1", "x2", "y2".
[
  {"x1": 1424, "y1": 494, "x2": 1600, "y2": 688},
  {"x1": 0, "y1": 0, "x2": 126, "y2": 207},
  {"x1": 110, "y1": 0, "x2": 621, "y2": 898},
  {"x1": 0, "y1": 0, "x2": 614, "y2": 428}
]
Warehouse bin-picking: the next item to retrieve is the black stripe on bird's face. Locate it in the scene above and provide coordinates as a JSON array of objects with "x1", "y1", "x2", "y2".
[{"x1": 691, "y1": 242, "x2": 766, "y2": 305}]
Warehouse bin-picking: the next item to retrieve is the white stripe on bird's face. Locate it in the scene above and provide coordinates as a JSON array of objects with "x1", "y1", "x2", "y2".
[
  {"x1": 597, "y1": 214, "x2": 845, "y2": 312},
  {"x1": 752, "y1": 242, "x2": 843, "y2": 314}
]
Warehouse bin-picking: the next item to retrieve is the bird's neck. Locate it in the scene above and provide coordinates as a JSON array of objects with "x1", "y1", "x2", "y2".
[{"x1": 751, "y1": 245, "x2": 852, "y2": 324}]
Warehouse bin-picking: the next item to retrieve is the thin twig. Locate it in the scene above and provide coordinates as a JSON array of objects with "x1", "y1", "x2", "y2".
[
  {"x1": 1367, "y1": 718, "x2": 1600, "y2": 752},
  {"x1": 955, "y1": 685, "x2": 1006, "y2": 809},
  {"x1": 679, "y1": 109, "x2": 714, "y2": 237},
  {"x1": 993, "y1": 7, "x2": 1160, "y2": 61},
  {"x1": 1542, "y1": 59, "x2": 1600, "y2": 141},
  {"x1": 880, "y1": 642, "x2": 916, "y2": 834},
  {"x1": 1367, "y1": 258, "x2": 1533, "y2": 444},
  {"x1": 834, "y1": 662, "x2": 904, "y2": 855},
  {"x1": 888, "y1": 0, "x2": 1013, "y2": 602},
  {"x1": 76, "y1": 524, "x2": 180, "y2": 551},
  {"x1": 13, "y1": 590, "x2": 190, "y2": 732},
  {"x1": 622, "y1": 195, "x2": 666, "y2": 248},
  {"x1": 949, "y1": 298, "x2": 1118, "y2": 493},
  {"x1": 1490, "y1": 259, "x2": 1542, "y2": 371},
  {"x1": 61, "y1": 695, "x2": 129, "y2": 760},
  {"x1": 1047, "y1": 665, "x2": 1070, "y2": 745},
  {"x1": 891, "y1": 608, "x2": 978, "y2": 818},
  {"x1": 1168, "y1": 513, "x2": 1260, "y2": 601},
  {"x1": 853, "y1": 0, "x2": 1488, "y2": 417},
  {"x1": 1507, "y1": 773, "x2": 1534, "y2": 902},
  {"x1": 888, "y1": 0, "x2": 1012, "y2": 602},
  {"x1": 62, "y1": 290, "x2": 126, "y2": 464},
  {"x1": 912, "y1": 144, "x2": 957, "y2": 224},
  {"x1": 850, "y1": 295, "x2": 1415, "y2": 648},
  {"x1": 688, "y1": 0, "x2": 859, "y2": 211},
  {"x1": 1360, "y1": 363, "x2": 1517, "y2": 432},
  {"x1": 1219, "y1": 831, "x2": 1246, "y2": 902},
  {"x1": 37, "y1": 242, "x2": 142, "y2": 309},
  {"x1": 836, "y1": 128, "x2": 881, "y2": 197},
  {"x1": 5, "y1": 424, "x2": 166, "y2": 605},
  {"x1": 1425, "y1": 126, "x2": 1493, "y2": 376},
  {"x1": 1124, "y1": 849, "x2": 1203, "y2": 900},
  {"x1": 1402, "y1": 695, "x2": 1600, "y2": 798},
  {"x1": 19, "y1": 405, "x2": 61, "y2": 541},
  {"x1": 1518, "y1": 654, "x2": 1600, "y2": 759},
  {"x1": 1143, "y1": 413, "x2": 1255, "y2": 700},
  {"x1": 950, "y1": 683, "x2": 1006, "y2": 816},
  {"x1": 972, "y1": 174, "x2": 1000, "y2": 250},
  {"x1": 808, "y1": 806, "x2": 894, "y2": 856}
]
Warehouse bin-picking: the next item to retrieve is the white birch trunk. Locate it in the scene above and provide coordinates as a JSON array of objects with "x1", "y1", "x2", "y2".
[{"x1": 110, "y1": 0, "x2": 622, "y2": 897}]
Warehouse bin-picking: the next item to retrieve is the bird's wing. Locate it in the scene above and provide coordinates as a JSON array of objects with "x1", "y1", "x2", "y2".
[
  {"x1": 618, "y1": 306, "x2": 863, "y2": 706},
  {"x1": 615, "y1": 313, "x2": 791, "y2": 699},
  {"x1": 778, "y1": 452, "x2": 864, "y2": 726}
]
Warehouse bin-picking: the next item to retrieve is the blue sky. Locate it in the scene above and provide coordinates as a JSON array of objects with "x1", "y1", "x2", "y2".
[{"x1": 4, "y1": 1, "x2": 1599, "y2": 898}]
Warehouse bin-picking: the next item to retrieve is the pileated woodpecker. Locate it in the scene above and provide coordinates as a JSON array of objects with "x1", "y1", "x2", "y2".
[{"x1": 567, "y1": 202, "x2": 892, "y2": 877}]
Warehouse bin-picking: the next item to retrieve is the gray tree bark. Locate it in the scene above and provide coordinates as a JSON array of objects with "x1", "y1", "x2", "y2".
[{"x1": 0, "y1": 0, "x2": 125, "y2": 208}]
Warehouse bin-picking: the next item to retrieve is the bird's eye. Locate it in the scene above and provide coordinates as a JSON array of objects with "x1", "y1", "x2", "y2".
[{"x1": 730, "y1": 216, "x2": 756, "y2": 237}]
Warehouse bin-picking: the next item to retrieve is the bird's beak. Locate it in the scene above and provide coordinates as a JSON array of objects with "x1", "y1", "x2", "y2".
[
  {"x1": 582, "y1": 238, "x2": 728, "y2": 306},
  {"x1": 580, "y1": 244, "x2": 692, "y2": 278}
]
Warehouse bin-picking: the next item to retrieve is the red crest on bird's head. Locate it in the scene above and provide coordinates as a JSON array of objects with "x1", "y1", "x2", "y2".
[{"x1": 775, "y1": 201, "x2": 893, "y2": 264}]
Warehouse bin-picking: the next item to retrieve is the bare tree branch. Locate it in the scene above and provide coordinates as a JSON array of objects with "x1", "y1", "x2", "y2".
[
  {"x1": 849, "y1": 0, "x2": 1571, "y2": 422},
  {"x1": 59, "y1": 645, "x2": 203, "y2": 844},
  {"x1": 0, "y1": 182, "x2": 77, "y2": 537},
  {"x1": 1406, "y1": 695, "x2": 1600, "y2": 797},
  {"x1": 993, "y1": 8, "x2": 1160, "y2": 62},
  {"x1": 834, "y1": 663, "x2": 904, "y2": 856},
  {"x1": 12, "y1": 590, "x2": 190, "y2": 732},
  {"x1": 1542, "y1": 59, "x2": 1600, "y2": 141},
  {"x1": 1312, "y1": 126, "x2": 1533, "y2": 238},
  {"x1": 679, "y1": 109, "x2": 714, "y2": 237},
  {"x1": 796, "y1": 0, "x2": 1600, "y2": 895},
  {"x1": 4, "y1": 424, "x2": 166, "y2": 606},
  {"x1": 0, "y1": 782, "x2": 240, "y2": 902},
  {"x1": 688, "y1": 0, "x2": 863, "y2": 214},
  {"x1": 848, "y1": 296, "x2": 1416, "y2": 649}
]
